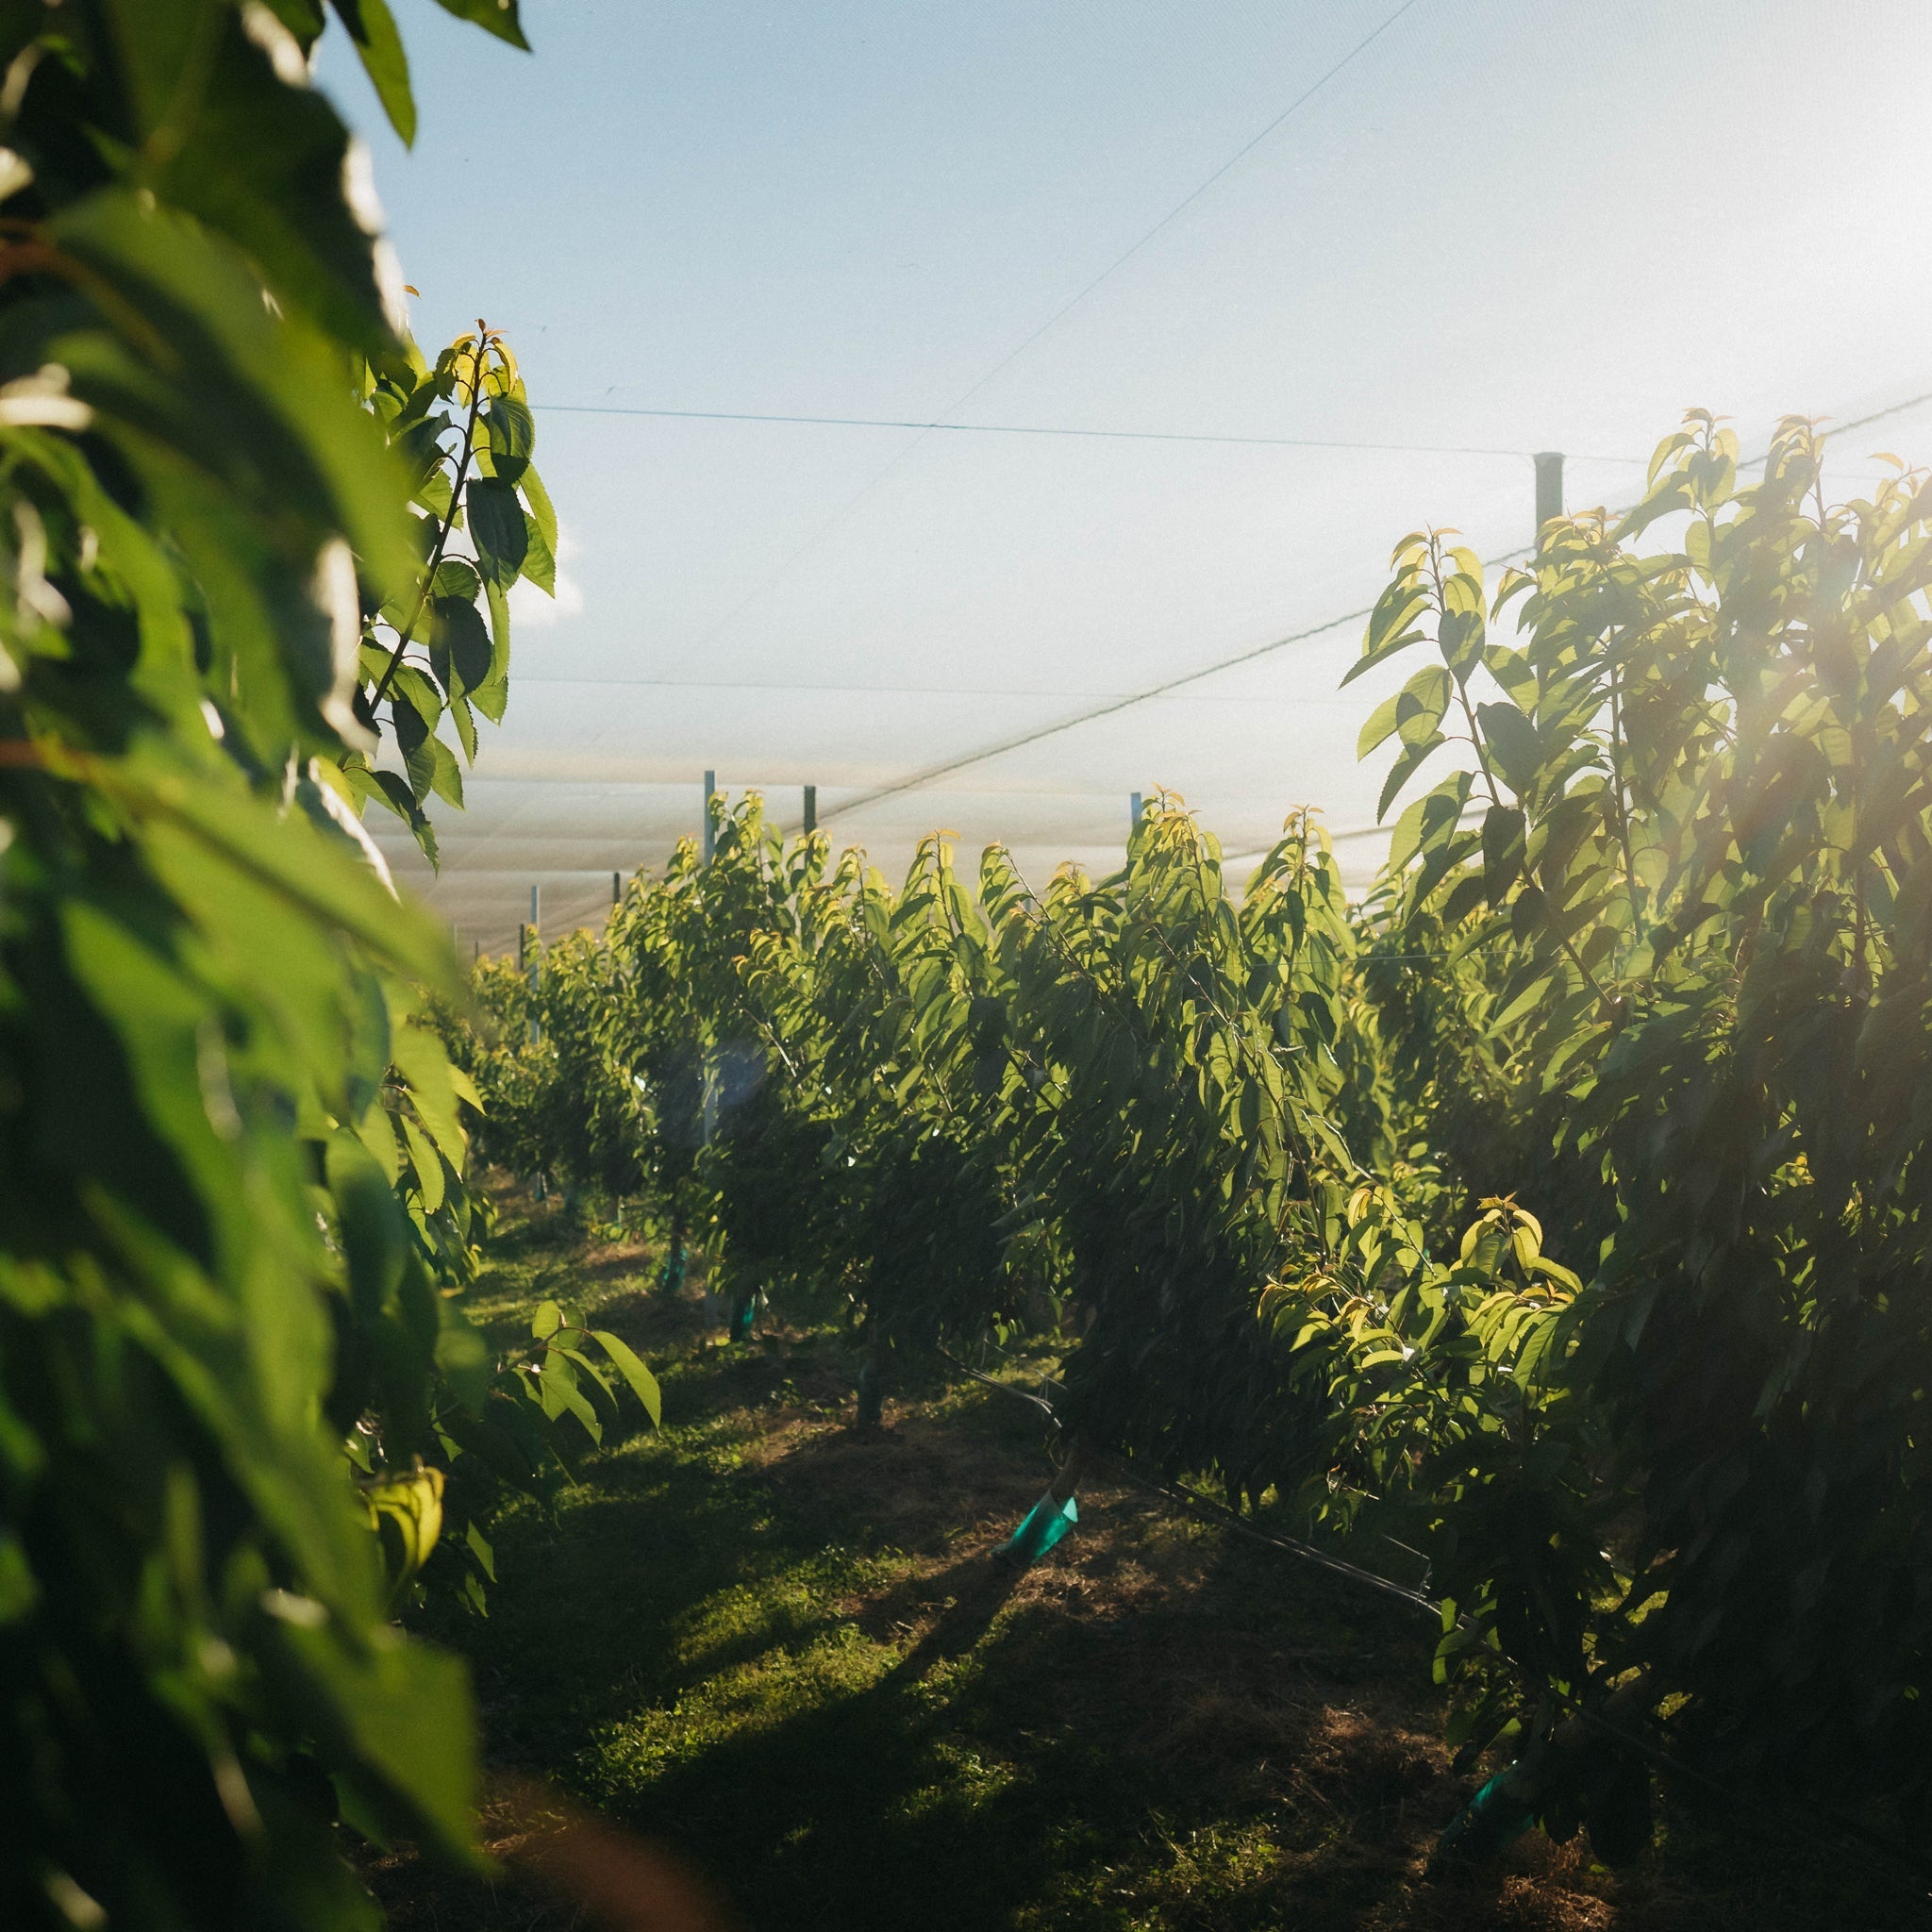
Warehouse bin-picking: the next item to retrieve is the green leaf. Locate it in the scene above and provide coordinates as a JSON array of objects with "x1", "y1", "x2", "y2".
[
  {"x1": 328, "y1": 0, "x2": 417, "y2": 145},
  {"x1": 428, "y1": 0, "x2": 531, "y2": 49},
  {"x1": 401, "y1": 1113, "x2": 446, "y2": 1212},
  {"x1": 464, "y1": 1520, "x2": 496, "y2": 1583},
  {"x1": 1481, "y1": 644, "x2": 1537, "y2": 708},
  {"x1": 257, "y1": 0, "x2": 329, "y2": 42},
  {"x1": 414, "y1": 468, "x2": 455, "y2": 521},
  {"x1": 50, "y1": 188, "x2": 417, "y2": 609},
  {"x1": 421, "y1": 732, "x2": 465, "y2": 810},
  {"x1": 391, "y1": 1022, "x2": 467, "y2": 1168},
  {"x1": 466, "y1": 478, "x2": 528, "y2": 589},
  {"x1": 518, "y1": 511, "x2": 556, "y2": 596},
  {"x1": 0, "y1": 1532, "x2": 38, "y2": 1625},
  {"x1": 471, "y1": 579, "x2": 511, "y2": 722},
  {"x1": 1377, "y1": 732, "x2": 1446, "y2": 821},
  {"x1": 138, "y1": 16, "x2": 397, "y2": 351},
  {"x1": 591, "y1": 1329, "x2": 662, "y2": 1426},
  {"x1": 1441, "y1": 872, "x2": 1489, "y2": 925},
  {"x1": 1357, "y1": 691, "x2": 1402, "y2": 759},
  {"x1": 1481, "y1": 804, "x2": 1525, "y2": 901},
  {"x1": 326, "y1": 1130, "x2": 408, "y2": 1318},
  {"x1": 362, "y1": 1463, "x2": 444, "y2": 1599},
  {"x1": 539, "y1": 1354, "x2": 602, "y2": 1441},
  {"x1": 94, "y1": 748, "x2": 455, "y2": 992},
  {"x1": 1439, "y1": 601, "x2": 1484, "y2": 677},
  {"x1": 393, "y1": 701, "x2": 430, "y2": 795},
  {"x1": 449, "y1": 690, "x2": 479, "y2": 764},
  {"x1": 481, "y1": 395, "x2": 534, "y2": 483},
  {"x1": 1492, "y1": 965, "x2": 1555, "y2": 1029},
  {"x1": 391, "y1": 662, "x2": 443, "y2": 731},
  {"x1": 470, "y1": 672, "x2": 508, "y2": 725},
  {"x1": 435, "y1": 1304, "x2": 493, "y2": 1413},
  {"x1": 1343, "y1": 581, "x2": 1428, "y2": 686},
  {"x1": 265, "y1": 1620, "x2": 482, "y2": 1868},
  {"x1": 435, "y1": 595, "x2": 493, "y2": 692},
  {"x1": 432, "y1": 558, "x2": 483, "y2": 603},
  {"x1": 1387, "y1": 774, "x2": 1471, "y2": 873},
  {"x1": 1476, "y1": 701, "x2": 1542, "y2": 796},
  {"x1": 1395, "y1": 664, "x2": 1452, "y2": 748},
  {"x1": 521, "y1": 464, "x2": 558, "y2": 556}
]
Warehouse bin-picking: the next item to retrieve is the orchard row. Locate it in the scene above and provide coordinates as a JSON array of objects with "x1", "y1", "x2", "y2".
[{"x1": 458, "y1": 414, "x2": 1932, "y2": 1862}]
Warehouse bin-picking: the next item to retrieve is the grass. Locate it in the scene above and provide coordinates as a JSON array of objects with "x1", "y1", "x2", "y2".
[{"x1": 367, "y1": 1190, "x2": 1929, "y2": 1932}]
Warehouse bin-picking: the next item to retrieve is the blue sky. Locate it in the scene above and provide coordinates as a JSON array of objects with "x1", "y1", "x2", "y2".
[{"x1": 322, "y1": 1, "x2": 1932, "y2": 944}]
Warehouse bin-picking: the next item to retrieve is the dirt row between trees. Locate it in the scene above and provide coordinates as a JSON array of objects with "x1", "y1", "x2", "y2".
[{"x1": 366, "y1": 1196, "x2": 1913, "y2": 1931}]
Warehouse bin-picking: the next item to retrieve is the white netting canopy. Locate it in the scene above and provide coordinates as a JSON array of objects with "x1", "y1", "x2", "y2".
[{"x1": 323, "y1": 0, "x2": 1932, "y2": 954}]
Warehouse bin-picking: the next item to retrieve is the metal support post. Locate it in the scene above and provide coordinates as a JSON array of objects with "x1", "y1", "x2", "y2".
[
  {"x1": 703, "y1": 769, "x2": 716, "y2": 863},
  {"x1": 526, "y1": 884, "x2": 541, "y2": 1045},
  {"x1": 1534, "y1": 451, "x2": 1564, "y2": 541},
  {"x1": 803, "y1": 784, "x2": 817, "y2": 836}
]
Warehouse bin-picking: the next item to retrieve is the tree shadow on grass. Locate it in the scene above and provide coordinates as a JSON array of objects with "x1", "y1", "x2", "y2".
[
  {"x1": 405, "y1": 1215, "x2": 1929, "y2": 1931},
  {"x1": 606, "y1": 1534, "x2": 1459, "y2": 1932},
  {"x1": 432, "y1": 1356, "x2": 1054, "y2": 1758},
  {"x1": 428, "y1": 1369, "x2": 1480, "y2": 1931}
]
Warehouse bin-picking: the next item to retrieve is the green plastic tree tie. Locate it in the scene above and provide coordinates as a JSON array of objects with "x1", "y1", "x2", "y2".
[
  {"x1": 992, "y1": 1491, "x2": 1078, "y2": 1569},
  {"x1": 1427, "y1": 1767, "x2": 1537, "y2": 1873}
]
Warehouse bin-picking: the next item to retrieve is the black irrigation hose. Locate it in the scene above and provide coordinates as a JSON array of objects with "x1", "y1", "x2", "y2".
[
  {"x1": 1109, "y1": 1457, "x2": 1446, "y2": 1621},
  {"x1": 939, "y1": 1347, "x2": 1057, "y2": 1418},
  {"x1": 940, "y1": 1350, "x2": 1932, "y2": 1891},
  {"x1": 941, "y1": 1345, "x2": 1447, "y2": 1616}
]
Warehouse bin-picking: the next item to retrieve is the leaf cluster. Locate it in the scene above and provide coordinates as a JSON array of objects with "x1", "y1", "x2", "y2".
[
  {"x1": 1352, "y1": 409, "x2": 1932, "y2": 1826},
  {"x1": 0, "y1": 6, "x2": 632, "y2": 1929}
]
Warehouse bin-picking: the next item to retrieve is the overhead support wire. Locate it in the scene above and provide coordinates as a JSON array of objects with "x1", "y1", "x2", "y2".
[
  {"x1": 534, "y1": 401, "x2": 1641, "y2": 464},
  {"x1": 940, "y1": 0, "x2": 1428, "y2": 413},
  {"x1": 803, "y1": 387, "x2": 1932, "y2": 833},
  {"x1": 811, "y1": 604, "x2": 1376, "y2": 826},
  {"x1": 658, "y1": 0, "x2": 1429, "y2": 672},
  {"x1": 1730, "y1": 388, "x2": 1932, "y2": 471}
]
